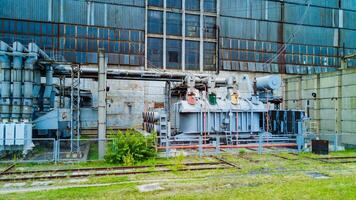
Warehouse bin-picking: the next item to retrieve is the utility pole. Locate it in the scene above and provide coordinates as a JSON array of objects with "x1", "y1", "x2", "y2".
[{"x1": 98, "y1": 49, "x2": 107, "y2": 160}]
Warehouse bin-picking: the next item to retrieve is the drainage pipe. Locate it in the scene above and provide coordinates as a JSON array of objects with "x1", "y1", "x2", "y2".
[
  {"x1": 0, "y1": 41, "x2": 12, "y2": 122},
  {"x1": 11, "y1": 42, "x2": 24, "y2": 122},
  {"x1": 22, "y1": 43, "x2": 38, "y2": 121}
]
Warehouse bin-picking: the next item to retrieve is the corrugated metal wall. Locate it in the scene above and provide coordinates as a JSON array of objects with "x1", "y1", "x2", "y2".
[
  {"x1": 0, "y1": 0, "x2": 355, "y2": 73},
  {"x1": 219, "y1": 0, "x2": 356, "y2": 74},
  {"x1": 284, "y1": 68, "x2": 356, "y2": 145}
]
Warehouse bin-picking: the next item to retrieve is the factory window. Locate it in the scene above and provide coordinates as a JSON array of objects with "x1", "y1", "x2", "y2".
[
  {"x1": 88, "y1": 27, "x2": 98, "y2": 38},
  {"x1": 166, "y1": 39, "x2": 182, "y2": 69},
  {"x1": 148, "y1": 0, "x2": 163, "y2": 7},
  {"x1": 65, "y1": 38, "x2": 75, "y2": 50},
  {"x1": 77, "y1": 38, "x2": 87, "y2": 52},
  {"x1": 186, "y1": 0, "x2": 200, "y2": 11},
  {"x1": 204, "y1": 16, "x2": 216, "y2": 39},
  {"x1": 186, "y1": 14, "x2": 200, "y2": 37},
  {"x1": 204, "y1": 0, "x2": 216, "y2": 12},
  {"x1": 204, "y1": 42, "x2": 216, "y2": 71},
  {"x1": 185, "y1": 41, "x2": 200, "y2": 70},
  {"x1": 167, "y1": 0, "x2": 182, "y2": 9},
  {"x1": 167, "y1": 12, "x2": 182, "y2": 36},
  {"x1": 148, "y1": 10, "x2": 163, "y2": 34},
  {"x1": 65, "y1": 25, "x2": 76, "y2": 37},
  {"x1": 147, "y1": 38, "x2": 163, "y2": 68},
  {"x1": 88, "y1": 39, "x2": 98, "y2": 52},
  {"x1": 130, "y1": 31, "x2": 140, "y2": 42},
  {"x1": 120, "y1": 30, "x2": 129, "y2": 41},
  {"x1": 119, "y1": 41, "x2": 130, "y2": 54}
]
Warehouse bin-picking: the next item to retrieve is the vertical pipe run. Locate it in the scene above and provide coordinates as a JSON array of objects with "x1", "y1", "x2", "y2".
[
  {"x1": 98, "y1": 49, "x2": 107, "y2": 159},
  {"x1": 11, "y1": 42, "x2": 24, "y2": 122},
  {"x1": 23, "y1": 43, "x2": 38, "y2": 121},
  {"x1": 0, "y1": 42, "x2": 11, "y2": 121}
]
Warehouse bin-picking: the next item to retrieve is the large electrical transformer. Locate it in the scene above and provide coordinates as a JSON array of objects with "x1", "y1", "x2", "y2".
[{"x1": 144, "y1": 74, "x2": 305, "y2": 146}]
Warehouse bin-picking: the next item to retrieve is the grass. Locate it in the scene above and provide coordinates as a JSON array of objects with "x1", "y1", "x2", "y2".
[{"x1": 0, "y1": 150, "x2": 355, "y2": 200}]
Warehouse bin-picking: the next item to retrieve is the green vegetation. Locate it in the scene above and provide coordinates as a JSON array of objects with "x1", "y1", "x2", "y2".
[
  {"x1": 0, "y1": 150, "x2": 355, "y2": 200},
  {"x1": 104, "y1": 129, "x2": 156, "y2": 165}
]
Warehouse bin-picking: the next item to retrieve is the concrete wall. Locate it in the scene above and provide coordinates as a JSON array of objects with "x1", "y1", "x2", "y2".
[{"x1": 284, "y1": 68, "x2": 356, "y2": 145}]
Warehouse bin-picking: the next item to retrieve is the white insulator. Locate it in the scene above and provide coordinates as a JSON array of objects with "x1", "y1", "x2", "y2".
[
  {"x1": 153, "y1": 112, "x2": 160, "y2": 121},
  {"x1": 154, "y1": 124, "x2": 160, "y2": 133}
]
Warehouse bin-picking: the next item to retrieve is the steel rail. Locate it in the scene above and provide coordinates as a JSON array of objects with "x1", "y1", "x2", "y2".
[
  {"x1": 0, "y1": 162, "x2": 223, "y2": 176},
  {"x1": 0, "y1": 164, "x2": 231, "y2": 182}
]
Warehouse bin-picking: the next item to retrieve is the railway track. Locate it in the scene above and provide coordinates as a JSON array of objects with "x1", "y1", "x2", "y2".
[
  {"x1": 0, "y1": 161, "x2": 231, "y2": 182},
  {"x1": 0, "y1": 164, "x2": 15, "y2": 175}
]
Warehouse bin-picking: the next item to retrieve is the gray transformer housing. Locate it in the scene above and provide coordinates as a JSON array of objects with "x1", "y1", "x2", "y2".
[{"x1": 174, "y1": 98, "x2": 266, "y2": 137}]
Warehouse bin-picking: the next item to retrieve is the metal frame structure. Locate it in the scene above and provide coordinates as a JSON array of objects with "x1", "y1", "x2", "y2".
[{"x1": 70, "y1": 64, "x2": 81, "y2": 152}]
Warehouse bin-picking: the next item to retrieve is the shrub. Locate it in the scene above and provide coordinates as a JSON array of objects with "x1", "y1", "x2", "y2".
[{"x1": 105, "y1": 129, "x2": 156, "y2": 164}]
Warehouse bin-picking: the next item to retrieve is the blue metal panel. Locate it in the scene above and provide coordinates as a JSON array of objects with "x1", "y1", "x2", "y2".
[
  {"x1": 0, "y1": 0, "x2": 49, "y2": 21},
  {"x1": 107, "y1": 5, "x2": 145, "y2": 30}
]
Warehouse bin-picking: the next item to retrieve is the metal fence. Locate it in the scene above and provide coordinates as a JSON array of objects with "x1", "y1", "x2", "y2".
[{"x1": 0, "y1": 133, "x2": 355, "y2": 163}]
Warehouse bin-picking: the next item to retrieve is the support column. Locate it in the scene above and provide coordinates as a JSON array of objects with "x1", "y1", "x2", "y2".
[
  {"x1": 199, "y1": 0, "x2": 204, "y2": 72},
  {"x1": 336, "y1": 70, "x2": 342, "y2": 134},
  {"x1": 182, "y1": 0, "x2": 186, "y2": 71},
  {"x1": 163, "y1": 0, "x2": 167, "y2": 70},
  {"x1": 144, "y1": 0, "x2": 148, "y2": 70},
  {"x1": 98, "y1": 49, "x2": 107, "y2": 159}
]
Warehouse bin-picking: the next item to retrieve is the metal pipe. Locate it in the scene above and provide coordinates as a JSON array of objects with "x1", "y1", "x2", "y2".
[
  {"x1": 0, "y1": 41, "x2": 11, "y2": 121},
  {"x1": 43, "y1": 65, "x2": 53, "y2": 112},
  {"x1": 11, "y1": 42, "x2": 25, "y2": 122},
  {"x1": 22, "y1": 43, "x2": 38, "y2": 121}
]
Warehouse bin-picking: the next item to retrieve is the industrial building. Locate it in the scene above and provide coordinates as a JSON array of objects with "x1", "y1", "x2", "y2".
[{"x1": 0, "y1": 0, "x2": 356, "y2": 159}]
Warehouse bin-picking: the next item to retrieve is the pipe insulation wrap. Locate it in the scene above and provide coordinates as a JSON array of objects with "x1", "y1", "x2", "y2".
[
  {"x1": 256, "y1": 75, "x2": 282, "y2": 91},
  {"x1": 11, "y1": 42, "x2": 25, "y2": 120}
]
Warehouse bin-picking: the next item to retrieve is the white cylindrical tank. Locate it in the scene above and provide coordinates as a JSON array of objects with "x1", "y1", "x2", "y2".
[{"x1": 256, "y1": 75, "x2": 281, "y2": 91}]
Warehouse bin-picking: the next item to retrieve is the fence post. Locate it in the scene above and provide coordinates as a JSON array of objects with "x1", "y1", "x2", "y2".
[
  {"x1": 297, "y1": 121, "x2": 304, "y2": 153},
  {"x1": 215, "y1": 135, "x2": 220, "y2": 155},
  {"x1": 199, "y1": 136, "x2": 203, "y2": 157},
  {"x1": 258, "y1": 133, "x2": 263, "y2": 154},
  {"x1": 165, "y1": 136, "x2": 170, "y2": 158},
  {"x1": 53, "y1": 139, "x2": 57, "y2": 163},
  {"x1": 57, "y1": 139, "x2": 60, "y2": 162}
]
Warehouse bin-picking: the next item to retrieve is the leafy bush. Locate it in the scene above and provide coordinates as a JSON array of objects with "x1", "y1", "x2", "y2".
[{"x1": 105, "y1": 129, "x2": 156, "y2": 165}]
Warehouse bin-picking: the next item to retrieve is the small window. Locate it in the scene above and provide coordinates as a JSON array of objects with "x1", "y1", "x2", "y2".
[
  {"x1": 204, "y1": 16, "x2": 216, "y2": 39},
  {"x1": 204, "y1": 0, "x2": 216, "y2": 12},
  {"x1": 148, "y1": 11, "x2": 163, "y2": 34},
  {"x1": 186, "y1": 14, "x2": 200, "y2": 37},
  {"x1": 148, "y1": 0, "x2": 163, "y2": 7},
  {"x1": 185, "y1": 41, "x2": 200, "y2": 70},
  {"x1": 168, "y1": 51, "x2": 178, "y2": 62},
  {"x1": 166, "y1": 39, "x2": 182, "y2": 69},
  {"x1": 186, "y1": 0, "x2": 200, "y2": 11},
  {"x1": 167, "y1": 0, "x2": 182, "y2": 9},
  {"x1": 148, "y1": 38, "x2": 163, "y2": 68},
  {"x1": 167, "y1": 12, "x2": 182, "y2": 36}
]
